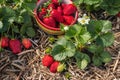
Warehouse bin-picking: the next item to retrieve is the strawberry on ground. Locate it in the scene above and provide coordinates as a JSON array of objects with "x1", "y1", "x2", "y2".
[
  {"x1": 42, "y1": 55, "x2": 54, "y2": 67},
  {"x1": 50, "y1": 61, "x2": 59, "y2": 73},
  {"x1": 43, "y1": 16, "x2": 56, "y2": 28},
  {"x1": 63, "y1": 15, "x2": 74, "y2": 25},
  {"x1": 0, "y1": 37, "x2": 9, "y2": 48},
  {"x1": 9, "y1": 39, "x2": 21, "y2": 54},
  {"x1": 22, "y1": 38, "x2": 32, "y2": 49},
  {"x1": 63, "y1": 4, "x2": 77, "y2": 15}
]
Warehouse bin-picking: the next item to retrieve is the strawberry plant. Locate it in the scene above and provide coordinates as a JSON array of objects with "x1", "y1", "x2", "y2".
[
  {"x1": 0, "y1": 0, "x2": 37, "y2": 53},
  {"x1": 0, "y1": 0, "x2": 36, "y2": 38},
  {"x1": 50, "y1": 14, "x2": 114, "y2": 69},
  {"x1": 73, "y1": 0, "x2": 120, "y2": 15}
]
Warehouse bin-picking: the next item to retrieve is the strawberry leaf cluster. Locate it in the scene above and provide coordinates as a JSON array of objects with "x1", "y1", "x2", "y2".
[
  {"x1": 0, "y1": 0, "x2": 36, "y2": 38},
  {"x1": 73, "y1": 0, "x2": 120, "y2": 15},
  {"x1": 51, "y1": 20, "x2": 114, "y2": 69}
]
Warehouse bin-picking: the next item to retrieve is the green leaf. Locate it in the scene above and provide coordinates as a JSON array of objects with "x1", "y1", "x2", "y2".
[
  {"x1": 100, "y1": 51, "x2": 112, "y2": 63},
  {"x1": 75, "y1": 51, "x2": 90, "y2": 69},
  {"x1": 80, "y1": 59, "x2": 88, "y2": 70},
  {"x1": 12, "y1": 26, "x2": 19, "y2": 33},
  {"x1": 77, "y1": 31, "x2": 91, "y2": 44},
  {"x1": 92, "y1": 56, "x2": 102, "y2": 66},
  {"x1": 87, "y1": 44, "x2": 104, "y2": 54},
  {"x1": 65, "y1": 24, "x2": 82, "y2": 39},
  {"x1": 87, "y1": 20, "x2": 101, "y2": 36},
  {"x1": 54, "y1": 52, "x2": 67, "y2": 61},
  {"x1": 56, "y1": 37, "x2": 68, "y2": 46},
  {"x1": 20, "y1": 24, "x2": 28, "y2": 36},
  {"x1": 101, "y1": 21, "x2": 112, "y2": 33},
  {"x1": 73, "y1": 0, "x2": 83, "y2": 5},
  {"x1": 83, "y1": 0, "x2": 102, "y2": 5},
  {"x1": 51, "y1": 38, "x2": 76, "y2": 61},
  {"x1": 16, "y1": 16, "x2": 24, "y2": 23},
  {"x1": 51, "y1": 45, "x2": 66, "y2": 61},
  {"x1": 96, "y1": 32, "x2": 114, "y2": 47},
  {"x1": 100, "y1": 0, "x2": 120, "y2": 15},
  {"x1": 0, "y1": 21, "x2": 3, "y2": 29},
  {"x1": 0, "y1": 19, "x2": 9, "y2": 33},
  {"x1": 1, "y1": 7, "x2": 16, "y2": 18},
  {"x1": 87, "y1": 20, "x2": 112, "y2": 35},
  {"x1": 21, "y1": 11, "x2": 31, "y2": 23},
  {"x1": 26, "y1": 27, "x2": 35, "y2": 37},
  {"x1": 8, "y1": 17, "x2": 15, "y2": 24}
]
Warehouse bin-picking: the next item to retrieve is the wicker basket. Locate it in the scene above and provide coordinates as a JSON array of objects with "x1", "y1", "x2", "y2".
[{"x1": 34, "y1": 0, "x2": 78, "y2": 35}]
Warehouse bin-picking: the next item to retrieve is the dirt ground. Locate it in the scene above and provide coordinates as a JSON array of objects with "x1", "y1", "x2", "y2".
[{"x1": 0, "y1": 12, "x2": 120, "y2": 80}]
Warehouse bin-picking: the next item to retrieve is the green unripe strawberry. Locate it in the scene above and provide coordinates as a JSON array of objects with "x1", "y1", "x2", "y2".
[
  {"x1": 57, "y1": 63, "x2": 66, "y2": 72},
  {"x1": 45, "y1": 47, "x2": 52, "y2": 53},
  {"x1": 49, "y1": 37, "x2": 55, "y2": 43}
]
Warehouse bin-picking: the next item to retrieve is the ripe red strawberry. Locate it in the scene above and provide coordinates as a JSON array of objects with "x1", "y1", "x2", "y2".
[
  {"x1": 52, "y1": 0, "x2": 59, "y2": 5},
  {"x1": 22, "y1": 38, "x2": 32, "y2": 49},
  {"x1": 0, "y1": 37, "x2": 9, "y2": 48},
  {"x1": 42, "y1": 55, "x2": 54, "y2": 67},
  {"x1": 38, "y1": 8, "x2": 47, "y2": 20},
  {"x1": 63, "y1": 4, "x2": 77, "y2": 15},
  {"x1": 43, "y1": 16, "x2": 56, "y2": 28},
  {"x1": 57, "y1": 6, "x2": 63, "y2": 15},
  {"x1": 9, "y1": 39, "x2": 21, "y2": 54},
  {"x1": 63, "y1": 15, "x2": 74, "y2": 25},
  {"x1": 50, "y1": 61, "x2": 59, "y2": 73},
  {"x1": 51, "y1": 9, "x2": 64, "y2": 23},
  {"x1": 48, "y1": 3, "x2": 56, "y2": 10},
  {"x1": 61, "y1": 3, "x2": 67, "y2": 8},
  {"x1": 41, "y1": 8, "x2": 47, "y2": 15}
]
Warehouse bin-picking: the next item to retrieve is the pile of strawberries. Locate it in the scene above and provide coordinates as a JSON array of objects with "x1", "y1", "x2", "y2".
[
  {"x1": 38, "y1": 0, "x2": 77, "y2": 28},
  {"x1": 0, "y1": 37, "x2": 32, "y2": 54},
  {"x1": 42, "y1": 55, "x2": 65, "y2": 73}
]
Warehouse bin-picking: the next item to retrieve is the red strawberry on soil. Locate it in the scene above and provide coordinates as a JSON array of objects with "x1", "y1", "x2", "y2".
[
  {"x1": 0, "y1": 37, "x2": 9, "y2": 48},
  {"x1": 63, "y1": 4, "x2": 77, "y2": 15},
  {"x1": 42, "y1": 55, "x2": 54, "y2": 67},
  {"x1": 43, "y1": 16, "x2": 56, "y2": 28},
  {"x1": 51, "y1": 9, "x2": 64, "y2": 23},
  {"x1": 9, "y1": 39, "x2": 21, "y2": 54},
  {"x1": 50, "y1": 61, "x2": 59, "y2": 73},
  {"x1": 22, "y1": 38, "x2": 32, "y2": 49},
  {"x1": 63, "y1": 15, "x2": 74, "y2": 25}
]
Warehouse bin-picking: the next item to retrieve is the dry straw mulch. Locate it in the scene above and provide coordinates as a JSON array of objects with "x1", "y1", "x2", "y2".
[{"x1": 0, "y1": 12, "x2": 120, "y2": 80}]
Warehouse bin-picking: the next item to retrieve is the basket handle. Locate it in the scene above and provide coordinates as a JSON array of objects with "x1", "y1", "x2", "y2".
[
  {"x1": 36, "y1": 0, "x2": 72, "y2": 9},
  {"x1": 36, "y1": 0, "x2": 48, "y2": 10}
]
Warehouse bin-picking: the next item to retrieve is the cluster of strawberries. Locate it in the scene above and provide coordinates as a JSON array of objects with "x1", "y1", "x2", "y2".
[
  {"x1": 42, "y1": 55, "x2": 65, "y2": 73},
  {"x1": 0, "y1": 37, "x2": 32, "y2": 54},
  {"x1": 38, "y1": 0, "x2": 77, "y2": 28}
]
